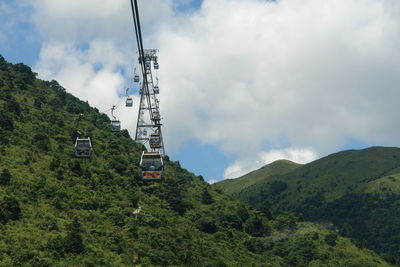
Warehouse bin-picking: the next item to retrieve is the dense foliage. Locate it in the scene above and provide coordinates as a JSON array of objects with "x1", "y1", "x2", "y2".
[
  {"x1": 220, "y1": 147, "x2": 400, "y2": 265},
  {"x1": 0, "y1": 55, "x2": 391, "y2": 266}
]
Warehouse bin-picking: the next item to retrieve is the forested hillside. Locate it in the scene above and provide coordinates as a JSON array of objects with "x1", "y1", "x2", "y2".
[
  {"x1": 0, "y1": 55, "x2": 392, "y2": 266},
  {"x1": 220, "y1": 147, "x2": 400, "y2": 264}
]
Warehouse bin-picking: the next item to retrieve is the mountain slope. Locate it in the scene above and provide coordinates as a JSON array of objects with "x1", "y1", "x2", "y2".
[
  {"x1": 0, "y1": 55, "x2": 392, "y2": 266},
  {"x1": 226, "y1": 146, "x2": 400, "y2": 264},
  {"x1": 218, "y1": 159, "x2": 302, "y2": 195}
]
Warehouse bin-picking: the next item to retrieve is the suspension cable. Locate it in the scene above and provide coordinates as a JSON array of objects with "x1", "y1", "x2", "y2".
[{"x1": 129, "y1": 0, "x2": 153, "y2": 113}]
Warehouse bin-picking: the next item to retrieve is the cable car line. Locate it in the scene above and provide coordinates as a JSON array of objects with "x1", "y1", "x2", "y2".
[
  {"x1": 129, "y1": 0, "x2": 153, "y2": 117},
  {"x1": 129, "y1": 0, "x2": 165, "y2": 180}
]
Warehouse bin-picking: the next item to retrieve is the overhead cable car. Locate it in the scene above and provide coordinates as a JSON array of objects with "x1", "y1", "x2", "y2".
[
  {"x1": 149, "y1": 133, "x2": 161, "y2": 148},
  {"x1": 154, "y1": 77, "x2": 160, "y2": 94},
  {"x1": 75, "y1": 137, "x2": 93, "y2": 158},
  {"x1": 126, "y1": 97, "x2": 133, "y2": 107},
  {"x1": 110, "y1": 105, "x2": 121, "y2": 132},
  {"x1": 152, "y1": 111, "x2": 160, "y2": 121},
  {"x1": 154, "y1": 62, "x2": 159, "y2": 69},
  {"x1": 140, "y1": 151, "x2": 163, "y2": 180},
  {"x1": 110, "y1": 120, "x2": 121, "y2": 131},
  {"x1": 125, "y1": 88, "x2": 133, "y2": 107},
  {"x1": 134, "y1": 67, "x2": 140, "y2": 82}
]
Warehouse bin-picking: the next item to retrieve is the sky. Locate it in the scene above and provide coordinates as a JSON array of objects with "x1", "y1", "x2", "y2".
[{"x1": 1, "y1": 0, "x2": 400, "y2": 183}]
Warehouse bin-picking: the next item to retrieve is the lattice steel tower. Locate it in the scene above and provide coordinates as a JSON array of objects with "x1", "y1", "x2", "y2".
[{"x1": 135, "y1": 49, "x2": 165, "y2": 156}]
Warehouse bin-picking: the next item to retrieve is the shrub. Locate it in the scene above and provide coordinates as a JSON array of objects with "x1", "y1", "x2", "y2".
[
  {"x1": 201, "y1": 188, "x2": 214, "y2": 204},
  {"x1": 325, "y1": 233, "x2": 338, "y2": 246},
  {"x1": 244, "y1": 216, "x2": 270, "y2": 237},
  {"x1": 269, "y1": 181, "x2": 288, "y2": 195},
  {"x1": 0, "y1": 196, "x2": 21, "y2": 223},
  {"x1": 0, "y1": 169, "x2": 11, "y2": 185}
]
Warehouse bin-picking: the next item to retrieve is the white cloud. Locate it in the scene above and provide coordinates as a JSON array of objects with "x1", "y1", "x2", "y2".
[
  {"x1": 207, "y1": 179, "x2": 218, "y2": 184},
  {"x1": 35, "y1": 42, "x2": 123, "y2": 108},
  {"x1": 155, "y1": 0, "x2": 400, "y2": 157},
  {"x1": 20, "y1": 0, "x2": 400, "y2": 180},
  {"x1": 28, "y1": 0, "x2": 175, "y2": 137},
  {"x1": 223, "y1": 148, "x2": 317, "y2": 179}
]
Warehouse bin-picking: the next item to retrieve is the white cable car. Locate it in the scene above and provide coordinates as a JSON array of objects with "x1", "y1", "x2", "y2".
[
  {"x1": 75, "y1": 137, "x2": 93, "y2": 158},
  {"x1": 140, "y1": 151, "x2": 163, "y2": 180},
  {"x1": 126, "y1": 97, "x2": 133, "y2": 107},
  {"x1": 152, "y1": 111, "x2": 160, "y2": 121},
  {"x1": 154, "y1": 62, "x2": 159, "y2": 69},
  {"x1": 110, "y1": 120, "x2": 121, "y2": 132},
  {"x1": 153, "y1": 86, "x2": 159, "y2": 94},
  {"x1": 134, "y1": 67, "x2": 140, "y2": 82},
  {"x1": 110, "y1": 105, "x2": 121, "y2": 132},
  {"x1": 149, "y1": 133, "x2": 161, "y2": 148},
  {"x1": 145, "y1": 62, "x2": 151, "y2": 70}
]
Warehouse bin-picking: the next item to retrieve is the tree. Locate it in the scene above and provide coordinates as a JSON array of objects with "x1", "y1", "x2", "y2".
[
  {"x1": 0, "y1": 196, "x2": 21, "y2": 223},
  {"x1": 12, "y1": 63, "x2": 36, "y2": 84},
  {"x1": 64, "y1": 217, "x2": 84, "y2": 254},
  {"x1": 269, "y1": 181, "x2": 288, "y2": 195},
  {"x1": 325, "y1": 233, "x2": 338, "y2": 246},
  {"x1": 32, "y1": 133, "x2": 51, "y2": 151},
  {"x1": 201, "y1": 188, "x2": 214, "y2": 204},
  {"x1": 0, "y1": 113, "x2": 14, "y2": 131},
  {"x1": 0, "y1": 169, "x2": 11, "y2": 185},
  {"x1": 273, "y1": 212, "x2": 298, "y2": 231},
  {"x1": 244, "y1": 216, "x2": 270, "y2": 237}
]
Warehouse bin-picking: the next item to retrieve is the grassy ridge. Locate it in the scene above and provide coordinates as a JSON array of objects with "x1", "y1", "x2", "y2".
[
  {"x1": 220, "y1": 146, "x2": 400, "y2": 264},
  {"x1": 218, "y1": 159, "x2": 301, "y2": 195}
]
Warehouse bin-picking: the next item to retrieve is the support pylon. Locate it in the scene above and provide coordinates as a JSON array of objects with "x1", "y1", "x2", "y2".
[{"x1": 135, "y1": 49, "x2": 165, "y2": 156}]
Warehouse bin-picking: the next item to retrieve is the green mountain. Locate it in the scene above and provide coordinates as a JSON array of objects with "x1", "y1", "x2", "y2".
[
  {"x1": 0, "y1": 55, "x2": 392, "y2": 266},
  {"x1": 218, "y1": 160, "x2": 302, "y2": 195},
  {"x1": 219, "y1": 147, "x2": 400, "y2": 264}
]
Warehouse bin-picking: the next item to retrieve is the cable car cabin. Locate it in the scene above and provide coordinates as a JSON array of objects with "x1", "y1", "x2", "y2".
[
  {"x1": 145, "y1": 62, "x2": 151, "y2": 70},
  {"x1": 152, "y1": 111, "x2": 160, "y2": 121},
  {"x1": 140, "y1": 151, "x2": 163, "y2": 180},
  {"x1": 110, "y1": 120, "x2": 121, "y2": 132},
  {"x1": 126, "y1": 97, "x2": 133, "y2": 107},
  {"x1": 154, "y1": 62, "x2": 159, "y2": 69},
  {"x1": 134, "y1": 75, "x2": 140, "y2": 83},
  {"x1": 139, "y1": 89, "x2": 143, "y2": 95},
  {"x1": 153, "y1": 86, "x2": 159, "y2": 94},
  {"x1": 75, "y1": 137, "x2": 93, "y2": 158},
  {"x1": 149, "y1": 133, "x2": 161, "y2": 148}
]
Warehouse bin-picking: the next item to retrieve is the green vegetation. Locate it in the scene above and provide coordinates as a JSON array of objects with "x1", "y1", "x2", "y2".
[
  {"x1": 0, "y1": 55, "x2": 392, "y2": 266},
  {"x1": 218, "y1": 159, "x2": 301, "y2": 195},
  {"x1": 221, "y1": 146, "x2": 400, "y2": 264}
]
